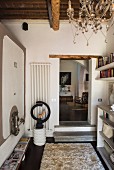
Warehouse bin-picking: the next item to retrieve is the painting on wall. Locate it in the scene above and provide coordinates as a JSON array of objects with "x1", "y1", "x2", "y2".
[{"x1": 60, "y1": 72, "x2": 71, "y2": 85}]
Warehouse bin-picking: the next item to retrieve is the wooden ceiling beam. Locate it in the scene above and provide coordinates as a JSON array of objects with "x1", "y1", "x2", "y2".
[
  {"x1": 49, "y1": 55, "x2": 99, "y2": 60},
  {"x1": 0, "y1": 0, "x2": 47, "y2": 4},
  {"x1": 0, "y1": 1, "x2": 47, "y2": 8},
  {"x1": 0, "y1": 9, "x2": 48, "y2": 13},
  {"x1": 51, "y1": 0, "x2": 60, "y2": 30},
  {"x1": 0, "y1": 15, "x2": 48, "y2": 19},
  {"x1": 0, "y1": 0, "x2": 80, "y2": 21},
  {"x1": 0, "y1": 4, "x2": 47, "y2": 9},
  {"x1": 47, "y1": 0, "x2": 53, "y2": 28}
]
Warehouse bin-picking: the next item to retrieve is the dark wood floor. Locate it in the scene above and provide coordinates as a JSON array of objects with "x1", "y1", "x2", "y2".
[
  {"x1": 19, "y1": 102, "x2": 108, "y2": 170},
  {"x1": 19, "y1": 138, "x2": 109, "y2": 170},
  {"x1": 59, "y1": 102, "x2": 88, "y2": 121}
]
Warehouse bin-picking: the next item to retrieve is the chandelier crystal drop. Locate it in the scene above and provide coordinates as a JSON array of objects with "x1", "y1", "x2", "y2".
[{"x1": 67, "y1": 0, "x2": 114, "y2": 45}]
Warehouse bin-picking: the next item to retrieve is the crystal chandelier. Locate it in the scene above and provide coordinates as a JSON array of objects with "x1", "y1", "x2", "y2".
[{"x1": 67, "y1": 0, "x2": 114, "y2": 45}]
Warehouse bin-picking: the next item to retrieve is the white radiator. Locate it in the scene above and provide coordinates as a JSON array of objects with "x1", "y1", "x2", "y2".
[{"x1": 30, "y1": 63, "x2": 51, "y2": 131}]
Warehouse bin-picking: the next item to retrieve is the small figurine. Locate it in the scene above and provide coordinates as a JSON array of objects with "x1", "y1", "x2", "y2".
[
  {"x1": 36, "y1": 110, "x2": 46, "y2": 129},
  {"x1": 38, "y1": 110, "x2": 46, "y2": 118}
]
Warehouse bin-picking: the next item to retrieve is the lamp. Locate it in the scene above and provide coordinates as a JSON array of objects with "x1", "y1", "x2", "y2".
[{"x1": 67, "y1": 0, "x2": 114, "y2": 45}]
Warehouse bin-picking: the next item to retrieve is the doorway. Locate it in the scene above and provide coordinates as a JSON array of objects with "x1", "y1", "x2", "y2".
[
  {"x1": 59, "y1": 59, "x2": 89, "y2": 125},
  {"x1": 49, "y1": 54, "x2": 98, "y2": 127}
]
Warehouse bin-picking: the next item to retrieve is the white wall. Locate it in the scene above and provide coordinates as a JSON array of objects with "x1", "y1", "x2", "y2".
[
  {"x1": 60, "y1": 60, "x2": 77, "y2": 98},
  {"x1": 88, "y1": 59, "x2": 107, "y2": 124},
  {"x1": 0, "y1": 23, "x2": 25, "y2": 167},
  {"x1": 2, "y1": 36, "x2": 24, "y2": 139},
  {"x1": 105, "y1": 23, "x2": 114, "y2": 104},
  {"x1": 2, "y1": 20, "x2": 107, "y2": 134},
  {"x1": 106, "y1": 23, "x2": 114, "y2": 56},
  {"x1": 78, "y1": 65, "x2": 88, "y2": 96}
]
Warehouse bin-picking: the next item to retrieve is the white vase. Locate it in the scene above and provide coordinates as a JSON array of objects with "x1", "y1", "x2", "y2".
[{"x1": 33, "y1": 128, "x2": 46, "y2": 146}]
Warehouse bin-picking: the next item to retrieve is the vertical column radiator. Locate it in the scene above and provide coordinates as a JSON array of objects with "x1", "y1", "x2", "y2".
[{"x1": 30, "y1": 63, "x2": 50, "y2": 131}]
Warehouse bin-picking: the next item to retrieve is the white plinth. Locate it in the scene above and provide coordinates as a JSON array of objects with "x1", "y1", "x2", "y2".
[{"x1": 33, "y1": 128, "x2": 46, "y2": 146}]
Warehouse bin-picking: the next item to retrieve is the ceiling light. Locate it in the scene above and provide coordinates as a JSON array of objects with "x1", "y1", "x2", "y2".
[{"x1": 67, "y1": 0, "x2": 114, "y2": 45}]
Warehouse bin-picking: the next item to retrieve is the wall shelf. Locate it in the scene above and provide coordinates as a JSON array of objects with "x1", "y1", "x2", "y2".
[
  {"x1": 96, "y1": 59, "x2": 114, "y2": 80},
  {"x1": 95, "y1": 77, "x2": 114, "y2": 81},
  {"x1": 96, "y1": 62, "x2": 114, "y2": 71},
  {"x1": 0, "y1": 137, "x2": 30, "y2": 170},
  {"x1": 100, "y1": 116, "x2": 114, "y2": 129},
  {"x1": 98, "y1": 105, "x2": 114, "y2": 115},
  {"x1": 97, "y1": 105, "x2": 114, "y2": 170},
  {"x1": 99, "y1": 131, "x2": 114, "y2": 150},
  {"x1": 97, "y1": 147, "x2": 114, "y2": 170}
]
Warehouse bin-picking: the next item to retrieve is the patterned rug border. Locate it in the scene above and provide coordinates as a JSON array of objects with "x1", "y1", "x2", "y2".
[{"x1": 40, "y1": 143, "x2": 105, "y2": 170}]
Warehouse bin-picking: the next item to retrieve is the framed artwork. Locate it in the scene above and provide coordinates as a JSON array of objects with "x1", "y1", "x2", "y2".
[{"x1": 60, "y1": 72, "x2": 71, "y2": 85}]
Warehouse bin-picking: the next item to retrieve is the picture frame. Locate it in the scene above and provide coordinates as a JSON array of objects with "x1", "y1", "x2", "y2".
[{"x1": 60, "y1": 72, "x2": 71, "y2": 85}]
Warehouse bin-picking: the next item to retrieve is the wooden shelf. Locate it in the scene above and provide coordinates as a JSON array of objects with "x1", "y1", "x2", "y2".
[
  {"x1": 0, "y1": 137, "x2": 30, "y2": 170},
  {"x1": 96, "y1": 60, "x2": 114, "y2": 80},
  {"x1": 95, "y1": 77, "x2": 114, "y2": 81},
  {"x1": 99, "y1": 131, "x2": 114, "y2": 150},
  {"x1": 96, "y1": 62, "x2": 114, "y2": 71},
  {"x1": 96, "y1": 58, "x2": 114, "y2": 170},
  {"x1": 98, "y1": 105, "x2": 114, "y2": 116},
  {"x1": 100, "y1": 116, "x2": 114, "y2": 129},
  {"x1": 97, "y1": 147, "x2": 114, "y2": 170}
]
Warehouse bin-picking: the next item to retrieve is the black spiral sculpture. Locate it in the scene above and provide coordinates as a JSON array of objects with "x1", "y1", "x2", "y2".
[{"x1": 31, "y1": 101, "x2": 51, "y2": 129}]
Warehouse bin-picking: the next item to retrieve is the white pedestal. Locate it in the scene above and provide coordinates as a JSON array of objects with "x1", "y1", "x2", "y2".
[{"x1": 33, "y1": 128, "x2": 46, "y2": 146}]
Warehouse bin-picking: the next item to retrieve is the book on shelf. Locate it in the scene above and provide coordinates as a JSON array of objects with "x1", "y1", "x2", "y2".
[
  {"x1": 97, "y1": 56, "x2": 104, "y2": 68},
  {"x1": 100, "y1": 68, "x2": 114, "y2": 78},
  {"x1": 14, "y1": 143, "x2": 27, "y2": 152},
  {"x1": 109, "y1": 53, "x2": 114, "y2": 63},
  {"x1": 0, "y1": 137, "x2": 30, "y2": 170},
  {"x1": 0, "y1": 159, "x2": 18, "y2": 170},
  {"x1": 97, "y1": 53, "x2": 114, "y2": 68},
  {"x1": 11, "y1": 151, "x2": 24, "y2": 161},
  {"x1": 0, "y1": 151, "x2": 23, "y2": 170},
  {"x1": 18, "y1": 137, "x2": 30, "y2": 144}
]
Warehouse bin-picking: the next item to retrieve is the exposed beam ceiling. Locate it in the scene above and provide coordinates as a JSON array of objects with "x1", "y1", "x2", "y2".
[
  {"x1": 47, "y1": 0, "x2": 53, "y2": 28},
  {"x1": 0, "y1": 0, "x2": 80, "y2": 30},
  {"x1": 51, "y1": 0, "x2": 60, "y2": 30}
]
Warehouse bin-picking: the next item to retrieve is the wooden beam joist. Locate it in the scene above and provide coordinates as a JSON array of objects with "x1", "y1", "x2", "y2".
[
  {"x1": 49, "y1": 55, "x2": 100, "y2": 60},
  {"x1": 0, "y1": 9, "x2": 48, "y2": 13},
  {"x1": 47, "y1": 0, "x2": 53, "y2": 28},
  {"x1": 0, "y1": 15, "x2": 48, "y2": 19},
  {"x1": 51, "y1": 0, "x2": 60, "y2": 31}
]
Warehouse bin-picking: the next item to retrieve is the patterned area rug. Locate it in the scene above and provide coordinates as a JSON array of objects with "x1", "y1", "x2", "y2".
[{"x1": 40, "y1": 143, "x2": 105, "y2": 170}]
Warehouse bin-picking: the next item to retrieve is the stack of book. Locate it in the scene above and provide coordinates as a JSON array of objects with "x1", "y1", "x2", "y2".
[
  {"x1": 14, "y1": 137, "x2": 30, "y2": 153},
  {"x1": 100, "y1": 68, "x2": 114, "y2": 78},
  {"x1": 0, "y1": 137, "x2": 30, "y2": 170},
  {"x1": 97, "y1": 53, "x2": 114, "y2": 68}
]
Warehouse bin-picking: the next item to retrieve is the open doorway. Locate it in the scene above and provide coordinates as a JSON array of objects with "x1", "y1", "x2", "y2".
[{"x1": 59, "y1": 59, "x2": 89, "y2": 126}]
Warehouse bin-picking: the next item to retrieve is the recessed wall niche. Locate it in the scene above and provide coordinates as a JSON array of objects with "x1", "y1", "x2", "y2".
[{"x1": 2, "y1": 36, "x2": 24, "y2": 139}]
